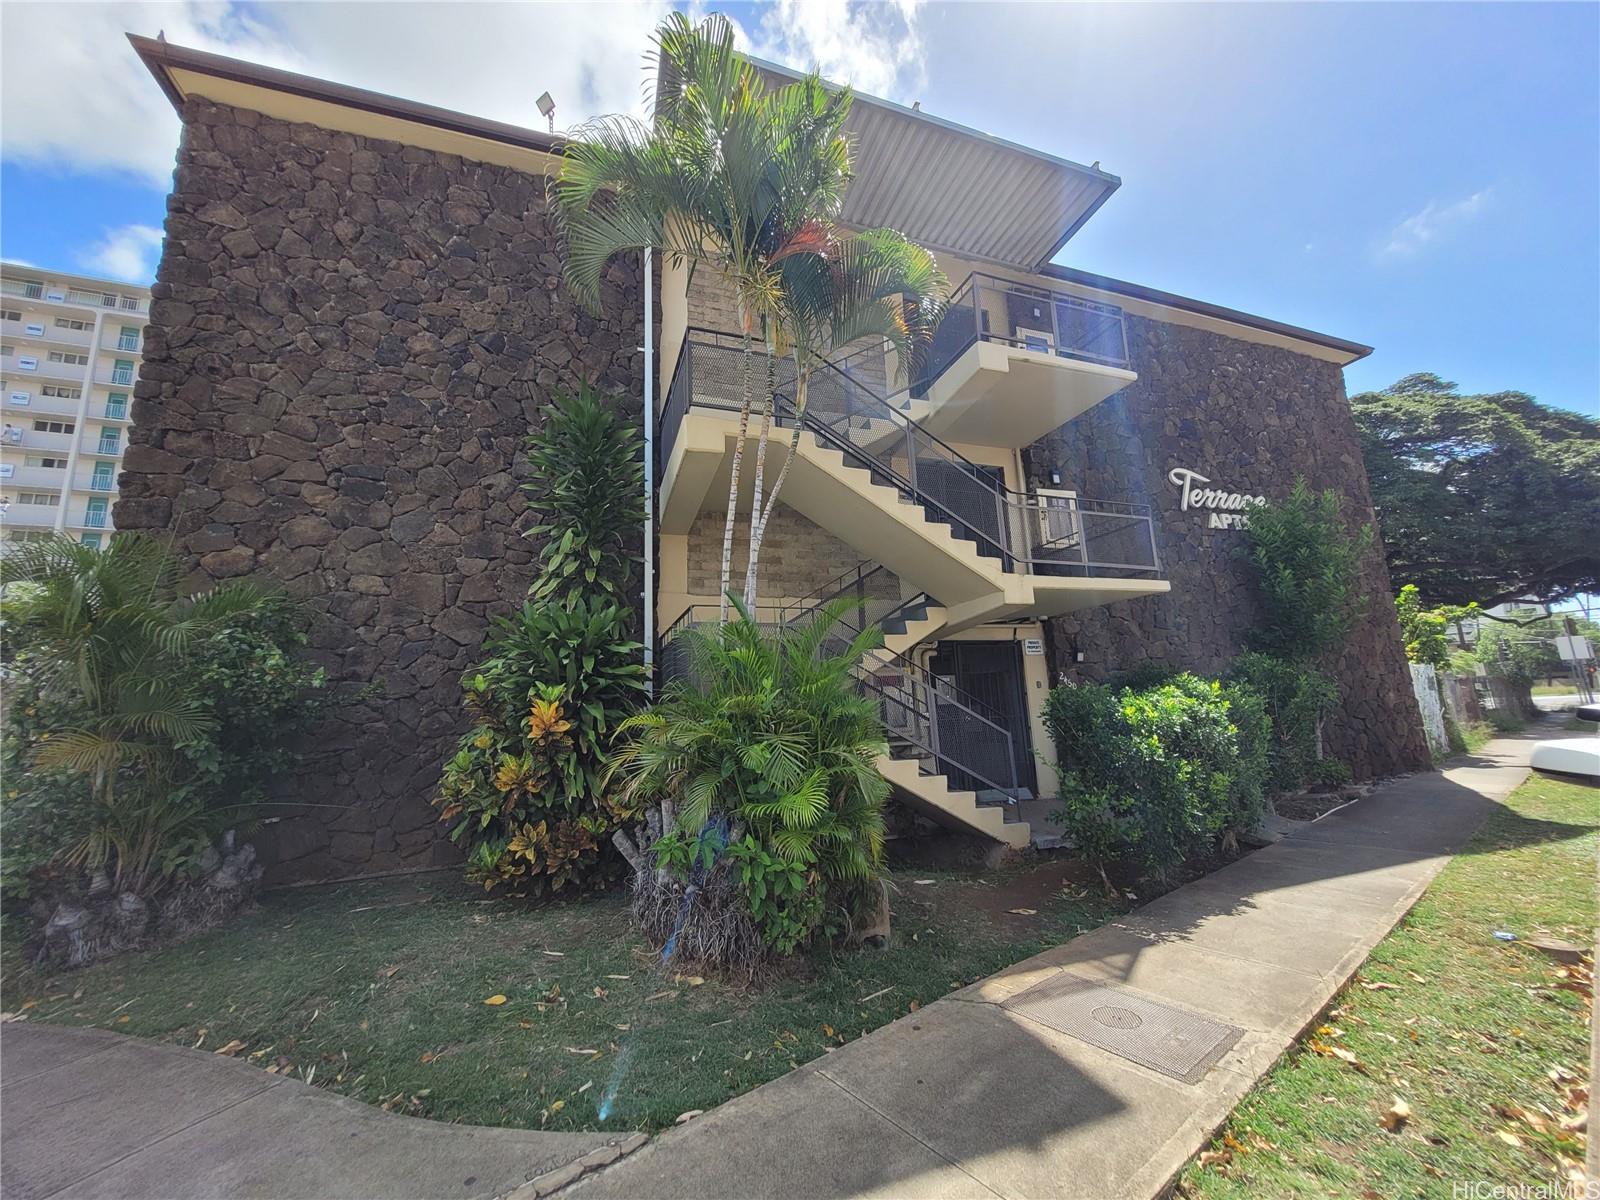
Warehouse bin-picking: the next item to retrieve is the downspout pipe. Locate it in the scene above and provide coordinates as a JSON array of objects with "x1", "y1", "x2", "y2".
[{"x1": 642, "y1": 245, "x2": 655, "y2": 696}]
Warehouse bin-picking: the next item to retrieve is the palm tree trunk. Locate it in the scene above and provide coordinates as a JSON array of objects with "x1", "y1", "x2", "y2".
[
  {"x1": 742, "y1": 341, "x2": 778, "y2": 608},
  {"x1": 718, "y1": 310, "x2": 755, "y2": 623},
  {"x1": 747, "y1": 360, "x2": 808, "y2": 593}
]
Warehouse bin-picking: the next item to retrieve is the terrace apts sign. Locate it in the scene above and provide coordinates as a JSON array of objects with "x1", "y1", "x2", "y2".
[{"x1": 1167, "y1": 467, "x2": 1266, "y2": 530}]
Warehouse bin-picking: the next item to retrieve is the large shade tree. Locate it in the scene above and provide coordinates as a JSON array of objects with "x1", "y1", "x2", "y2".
[{"x1": 1351, "y1": 373, "x2": 1600, "y2": 607}]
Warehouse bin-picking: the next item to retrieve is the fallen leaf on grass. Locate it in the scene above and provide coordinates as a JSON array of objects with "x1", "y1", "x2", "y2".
[
  {"x1": 541, "y1": 950, "x2": 565, "y2": 958},
  {"x1": 1307, "y1": 1039, "x2": 1367, "y2": 1073},
  {"x1": 675, "y1": 975, "x2": 706, "y2": 987},
  {"x1": 564, "y1": 1047, "x2": 600, "y2": 1056},
  {"x1": 115, "y1": 1016, "x2": 130, "y2": 1024},
  {"x1": 605, "y1": 974, "x2": 631, "y2": 981},
  {"x1": 1359, "y1": 980, "x2": 1401, "y2": 992},
  {"x1": 1379, "y1": 1098, "x2": 1411, "y2": 1132},
  {"x1": 674, "y1": 1109, "x2": 703, "y2": 1124},
  {"x1": 913, "y1": 879, "x2": 935, "y2": 886},
  {"x1": 1495, "y1": 1130, "x2": 1523, "y2": 1148},
  {"x1": 378, "y1": 964, "x2": 402, "y2": 979},
  {"x1": 909, "y1": 999, "x2": 921, "y2": 1012},
  {"x1": 856, "y1": 986, "x2": 894, "y2": 1003},
  {"x1": 1006, "y1": 908, "x2": 1038, "y2": 916},
  {"x1": 213, "y1": 1039, "x2": 247, "y2": 1057},
  {"x1": 483, "y1": 995, "x2": 507, "y2": 1006}
]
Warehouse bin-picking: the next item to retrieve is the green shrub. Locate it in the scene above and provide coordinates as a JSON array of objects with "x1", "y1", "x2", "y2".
[
  {"x1": 1242, "y1": 479, "x2": 1372, "y2": 662},
  {"x1": 1044, "y1": 672, "x2": 1269, "y2": 883},
  {"x1": 435, "y1": 599, "x2": 646, "y2": 893},
  {"x1": 434, "y1": 385, "x2": 648, "y2": 894},
  {"x1": 1227, "y1": 651, "x2": 1343, "y2": 793},
  {"x1": 0, "y1": 534, "x2": 329, "y2": 898},
  {"x1": 608, "y1": 600, "x2": 890, "y2": 957}
]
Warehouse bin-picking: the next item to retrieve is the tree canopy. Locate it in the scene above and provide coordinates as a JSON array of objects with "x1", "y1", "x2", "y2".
[{"x1": 1351, "y1": 373, "x2": 1600, "y2": 607}]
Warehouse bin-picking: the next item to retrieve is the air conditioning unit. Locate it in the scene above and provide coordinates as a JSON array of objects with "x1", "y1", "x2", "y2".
[{"x1": 1034, "y1": 487, "x2": 1082, "y2": 556}]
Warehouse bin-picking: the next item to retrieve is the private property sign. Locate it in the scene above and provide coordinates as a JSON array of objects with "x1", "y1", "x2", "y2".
[{"x1": 1167, "y1": 467, "x2": 1266, "y2": 530}]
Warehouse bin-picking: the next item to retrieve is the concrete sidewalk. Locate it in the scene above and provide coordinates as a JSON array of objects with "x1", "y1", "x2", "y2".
[
  {"x1": 0, "y1": 1022, "x2": 632, "y2": 1200},
  {"x1": 564, "y1": 732, "x2": 1541, "y2": 1200}
]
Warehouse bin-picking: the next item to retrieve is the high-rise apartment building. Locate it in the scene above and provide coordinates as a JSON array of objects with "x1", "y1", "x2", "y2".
[{"x1": 0, "y1": 262, "x2": 149, "y2": 550}]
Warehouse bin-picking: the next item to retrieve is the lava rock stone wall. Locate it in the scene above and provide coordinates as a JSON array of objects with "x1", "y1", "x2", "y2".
[
  {"x1": 117, "y1": 98, "x2": 646, "y2": 882},
  {"x1": 1027, "y1": 314, "x2": 1431, "y2": 780}
]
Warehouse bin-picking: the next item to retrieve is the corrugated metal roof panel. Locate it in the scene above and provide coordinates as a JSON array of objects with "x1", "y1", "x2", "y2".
[{"x1": 752, "y1": 58, "x2": 1118, "y2": 270}]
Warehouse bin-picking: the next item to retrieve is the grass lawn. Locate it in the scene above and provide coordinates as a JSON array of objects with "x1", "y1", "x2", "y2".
[
  {"x1": 1178, "y1": 771, "x2": 1597, "y2": 1198},
  {"x1": 1, "y1": 862, "x2": 1120, "y2": 1134}
]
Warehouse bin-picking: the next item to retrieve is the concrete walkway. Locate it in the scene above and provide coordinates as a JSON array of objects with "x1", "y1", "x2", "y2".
[
  {"x1": 564, "y1": 732, "x2": 1542, "y2": 1200},
  {"x1": 0, "y1": 733, "x2": 1545, "y2": 1200},
  {"x1": 0, "y1": 1022, "x2": 629, "y2": 1200}
]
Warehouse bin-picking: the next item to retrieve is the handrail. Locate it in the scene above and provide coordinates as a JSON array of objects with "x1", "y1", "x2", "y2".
[{"x1": 672, "y1": 332, "x2": 1161, "y2": 578}]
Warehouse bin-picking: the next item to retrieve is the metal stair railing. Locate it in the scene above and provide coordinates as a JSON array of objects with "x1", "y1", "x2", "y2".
[{"x1": 664, "y1": 330, "x2": 1162, "y2": 580}]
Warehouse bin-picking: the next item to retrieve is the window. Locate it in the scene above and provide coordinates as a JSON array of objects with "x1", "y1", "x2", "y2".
[
  {"x1": 54, "y1": 317, "x2": 90, "y2": 331},
  {"x1": 6, "y1": 529, "x2": 53, "y2": 544},
  {"x1": 80, "y1": 532, "x2": 103, "y2": 549},
  {"x1": 23, "y1": 455, "x2": 67, "y2": 469},
  {"x1": 47, "y1": 351, "x2": 89, "y2": 366},
  {"x1": 41, "y1": 384, "x2": 82, "y2": 400},
  {"x1": 0, "y1": 344, "x2": 13, "y2": 357},
  {"x1": 117, "y1": 326, "x2": 141, "y2": 351},
  {"x1": 16, "y1": 491, "x2": 60, "y2": 506},
  {"x1": 96, "y1": 427, "x2": 120, "y2": 455},
  {"x1": 1, "y1": 309, "x2": 20, "y2": 322},
  {"x1": 89, "y1": 462, "x2": 114, "y2": 491},
  {"x1": 119, "y1": 296, "x2": 141, "y2": 312},
  {"x1": 32, "y1": 419, "x2": 75, "y2": 434},
  {"x1": 84, "y1": 499, "x2": 109, "y2": 528},
  {"x1": 110, "y1": 359, "x2": 135, "y2": 385},
  {"x1": 104, "y1": 392, "x2": 129, "y2": 419}
]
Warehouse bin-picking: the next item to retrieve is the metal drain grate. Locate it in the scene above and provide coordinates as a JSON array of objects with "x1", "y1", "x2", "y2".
[{"x1": 1001, "y1": 972, "x2": 1243, "y2": 1084}]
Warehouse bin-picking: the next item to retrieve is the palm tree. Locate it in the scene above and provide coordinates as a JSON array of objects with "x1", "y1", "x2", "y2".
[
  {"x1": 0, "y1": 534, "x2": 280, "y2": 894},
  {"x1": 741, "y1": 227, "x2": 948, "y2": 605},
  {"x1": 552, "y1": 12, "x2": 854, "y2": 622},
  {"x1": 606, "y1": 597, "x2": 890, "y2": 904}
]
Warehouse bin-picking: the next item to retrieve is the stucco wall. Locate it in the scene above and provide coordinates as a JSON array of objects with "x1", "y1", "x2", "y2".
[
  {"x1": 116, "y1": 98, "x2": 646, "y2": 882},
  {"x1": 1027, "y1": 313, "x2": 1431, "y2": 780}
]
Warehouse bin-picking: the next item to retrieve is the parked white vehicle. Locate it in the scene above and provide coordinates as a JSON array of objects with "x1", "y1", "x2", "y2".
[{"x1": 1529, "y1": 704, "x2": 1600, "y2": 779}]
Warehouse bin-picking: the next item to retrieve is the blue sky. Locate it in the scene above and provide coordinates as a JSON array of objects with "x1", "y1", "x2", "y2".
[{"x1": 2, "y1": 1, "x2": 1596, "y2": 415}]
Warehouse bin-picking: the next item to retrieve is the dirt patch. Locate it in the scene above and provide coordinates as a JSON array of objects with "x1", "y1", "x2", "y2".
[{"x1": 1272, "y1": 790, "x2": 1362, "y2": 822}]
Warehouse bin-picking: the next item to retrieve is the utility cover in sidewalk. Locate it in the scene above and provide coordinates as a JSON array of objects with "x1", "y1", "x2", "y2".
[{"x1": 1001, "y1": 972, "x2": 1243, "y2": 1084}]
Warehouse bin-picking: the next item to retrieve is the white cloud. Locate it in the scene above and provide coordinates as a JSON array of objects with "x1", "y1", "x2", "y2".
[
  {"x1": 745, "y1": 0, "x2": 926, "y2": 102},
  {"x1": 0, "y1": 2, "x2": 931, "y2": 189},
  {"x1": 77, "y1": 223, "x2": 164, "y2": 282},
  {"x1": 1377, "y1": 188, "x2": 1493, "y2": 259}
]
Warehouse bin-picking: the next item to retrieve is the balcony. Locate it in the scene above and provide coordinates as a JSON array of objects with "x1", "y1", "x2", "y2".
[
  {"x1": 106, "y1": 367, "x2": 136, "y2": 386},
  {"x1": 101, "y1": 400, "x2": 129, "y2": 421},
  {"x1": 881, "y1": 272, "x2": 1138, "y2": 449},
  {"x1": 1, "y1": 280, "x2": 44, "y2": 300},
  {"x1": 658, "y1": 333, "x2": 1167, "y2": 630},
  {"x1": 115, "y1": 335, "x2": 141, "y2": 352},
  {"x1": 80, "y1": 509, "x2": 109, "y2": 528},
  {"x1": 1, "y1": 465, "x2": 69, "y2": 490},
  {"x1": 0, "y1": 504, "x2": 60, "y2": 528},
  {"x1": 95, "y1": 437, "x2": 121, "y2": 456}
]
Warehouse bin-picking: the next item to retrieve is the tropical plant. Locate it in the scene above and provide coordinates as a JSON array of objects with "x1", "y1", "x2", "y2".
[
  {"x1": 524, "y1": 383, "x2": 645, "y2": 612},
  {"x1": 606, "y1": 599, "x2": 890, "y2": 956},
  {"x1": 435, "y1": 596, "x2": 648, "y2": 893},
  {"x1": 1352, "y1": 373, "x2": 1600, "y2": 607},
  {"x1": 1242, "y1": 478, "x2": 1374, "y2": 663},
  {"x1": 0, "y1": 534, "x2": 326, "y2": 898},
  {"x1": 741, "y1": 229, "x2": 947, "y2": 604},
  {"x1": 1044, "y1": 672, "x2": 1269, "y2": 886}
]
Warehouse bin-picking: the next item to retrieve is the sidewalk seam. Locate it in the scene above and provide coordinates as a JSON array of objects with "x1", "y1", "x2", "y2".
[{"x1": 810, "y1": 1067, "x2": 1009, "y2": 1199}]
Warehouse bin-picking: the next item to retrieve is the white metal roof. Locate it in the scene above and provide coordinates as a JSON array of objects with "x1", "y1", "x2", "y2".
[{"x1": 750, "y1": 57, "x2": 1119, "y2": 270}]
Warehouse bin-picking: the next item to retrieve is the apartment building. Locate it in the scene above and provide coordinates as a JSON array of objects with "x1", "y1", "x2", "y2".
[
  {"x1": 120, "y1": 37, "x2": 1428, "y2": 881},
  {"x1": 0, "y1": 263, "x2": 148, "y2": 550}
]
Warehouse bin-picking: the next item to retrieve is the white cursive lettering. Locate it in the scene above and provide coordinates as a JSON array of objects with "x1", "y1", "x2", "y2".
[{"x1": 1168, "y1": 466, "x2": 1266, "y2": 525}]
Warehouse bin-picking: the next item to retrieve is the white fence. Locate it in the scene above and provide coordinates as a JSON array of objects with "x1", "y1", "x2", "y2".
[{"x1": 1409, "y1": 663, "x2": 1450, "y2": 756}]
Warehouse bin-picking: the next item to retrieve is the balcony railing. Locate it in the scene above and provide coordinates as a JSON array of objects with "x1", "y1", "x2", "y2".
[
  {"x1": 116, "y1": 335, "x2": 140, "y2": 351},
  {"x1": 662, "y1": 332, "x2": 1161, "y2": 579},
  {"x1": 87, "y1": 475, "x2": 114, "y2": 492},
  {"x1": 1, "y1": 280, "x2": 44, "y2": 299},
  {"x1": 922, "y1": 272, "x2": 1130, "y2": 383},
  {"x1": 108, "y1": 368, "x2": 135, "y2": 385},
  {"x1": 102, "y1": 401, "x2": 128, "y2": 420},
  {"x1": 95, "y1": 438, "x2": 120, "y2": 456},
  {"x1": 82, "y1": 509, "x2": 108, "y2": 528},
  {"x1": 661, "y1": 577, "x2": 1028, "y2": 805}
]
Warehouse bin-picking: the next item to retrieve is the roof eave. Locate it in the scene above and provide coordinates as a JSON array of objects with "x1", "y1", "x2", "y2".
[{"x1": 127, "y1": 34, "x2": 563, "y2": 157}]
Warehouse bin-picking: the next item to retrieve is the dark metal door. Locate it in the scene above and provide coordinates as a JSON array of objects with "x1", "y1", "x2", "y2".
[{"x1": 929, "y1": 640, "x2": 1037, "y2": 797}]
